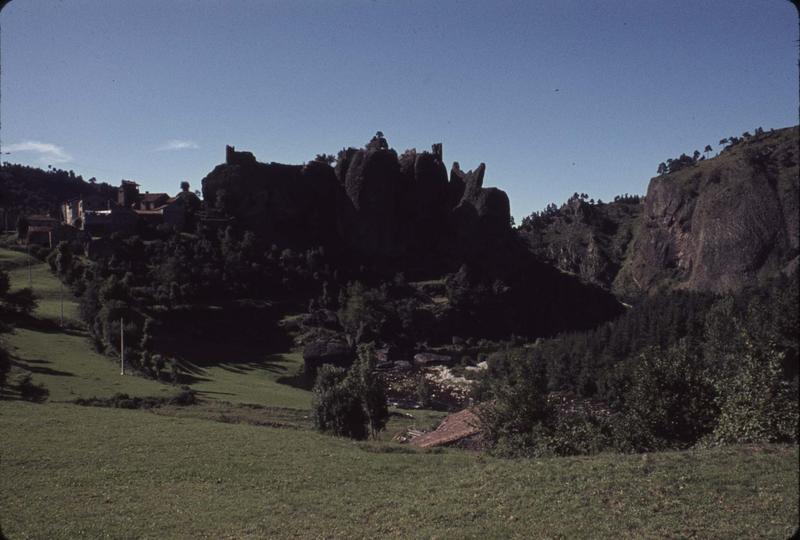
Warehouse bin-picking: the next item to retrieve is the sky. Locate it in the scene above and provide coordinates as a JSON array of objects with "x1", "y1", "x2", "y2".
[{"x1": 1, "y1": 0, "x2": 797, "y2": 220}]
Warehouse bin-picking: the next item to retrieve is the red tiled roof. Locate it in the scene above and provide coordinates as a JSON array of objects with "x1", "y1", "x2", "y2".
[
  {"x1": 410, "y1": 409, "x2": 481, "y2": 448},
  {"x1": 141, "y1": 193, "x2": 169, "y2": 202}
]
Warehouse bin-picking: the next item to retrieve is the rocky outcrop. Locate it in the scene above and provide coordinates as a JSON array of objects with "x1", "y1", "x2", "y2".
[
  {"x1": 448, "y1": 162, "x2": 512, "y2": 258},
  {"x1": 336, "y1": 143, "x2": 404, "y2": 256},
  {"x1": 614, "y1": 126, "x2": 799, "y2": 295},
  {"x1": 202, "y1": 135, "x2": 512, "y2": 266},
  {"x1": 519, "y1": 197, "x2": 642, "y2": 290},
  {"x1": 202, "y1": 155, "x2": 342, "y2": 249}
]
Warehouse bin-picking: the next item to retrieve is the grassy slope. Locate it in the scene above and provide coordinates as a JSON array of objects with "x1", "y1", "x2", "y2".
[
  {"x1": 1, "y1": 248, "x2": 797, "y2": 537},
  {"x1": 1, "y1": 248, "x2": 312, "y2": 408},
  {"x1": 2, "y1": 401, "x2": 797, "y2": 539}
]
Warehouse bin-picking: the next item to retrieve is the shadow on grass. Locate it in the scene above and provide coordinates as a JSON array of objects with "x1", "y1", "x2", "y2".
[
  {"x1": 12, "y1": 358, "x2": 74, "y2": 377},
  {"x1": 13, "y1": 312, "x2": 86, "y2": 337},
  {"x1": 275, "y1": 372, "x2": 312, "y2": 391}
]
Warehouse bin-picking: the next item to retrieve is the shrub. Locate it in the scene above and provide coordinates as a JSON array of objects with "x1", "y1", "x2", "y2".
[
  {"x1": 476, "y1": 350, "x2": 555, "y2": 456},
  {"x1": 538, "y1": 408, "x2": 613, "y2": 457},
  {"x1": 349, "y1": 344, "x2": 389, "y2": 438},
  {"x1": 623, "y1": 341, "x2": 717, "y2": 448},
  {"x1": 311, "y1": 345, "x2": 389, "y2": 440},
  {"x1": 416, "y1": 374, "x2": 433, "y2": 408},
  {"x1": 311, "y1": 364, "x2": 368, "y2": 440},
  {"x1": 707, "y1": 343, "x2": 798, "y2": 445}
]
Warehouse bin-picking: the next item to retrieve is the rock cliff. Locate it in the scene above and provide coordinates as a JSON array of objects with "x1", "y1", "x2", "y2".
[
  {"x1": 615, "y1": 126, "x2": 799, "y2": 295},
  {"x1": 518, "y1": 196, "x2": 642, "y2": 290},
  {"x1": 201, "y1": 136, "x2": 513, "y2": 268}
]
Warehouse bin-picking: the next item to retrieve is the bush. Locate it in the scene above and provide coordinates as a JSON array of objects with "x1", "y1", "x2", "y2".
[
  {"x1": 311, "y1": 364, "x2": 368, "y2": 439},
  {"x1": 74, "y1": 389, "x2": 197, "y2": 409},
  {"x1": 311, "y1": 344, "x2": 389, "y2": 440},
  {"x1": 416, "y1": 374, "x2": 433, "y2": 408},
  {"x1": 537, "y1": 408, "x2": 612, "y2": 457},
  {"x1": 707, "y1": 344, "x2": 798, "y2": 445},
  {"x1": 623, "y1": 341, "x2": 717, "y2": 448},
  {"x1": 476, "y1": 350, "x2": 555, "y2": 457}
]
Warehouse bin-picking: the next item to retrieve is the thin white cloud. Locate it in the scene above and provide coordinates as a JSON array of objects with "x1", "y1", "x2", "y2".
[
  {"x1": 4, "y1": 141, "x2": 73, "y2": 164},
  {"x1": 157, "y1": 139, "x2": 199, "y2": 151}
]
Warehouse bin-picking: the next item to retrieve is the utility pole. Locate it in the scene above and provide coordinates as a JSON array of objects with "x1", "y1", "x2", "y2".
[
  {"x1": 120, "y1": 317, "x2": 125, "y2": 375},
  {"x1": 59, "y1": 282, "x2": 64, "y2": 327},
  {"x1": 27, "y1": 242, "x2": 32, "y2": 289}
]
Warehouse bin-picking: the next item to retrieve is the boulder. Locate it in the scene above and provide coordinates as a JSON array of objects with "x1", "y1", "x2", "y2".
[
  {"x1": 413, "y1": 352, "x2": 453, "y2": 367},
  {"x1": 302, "y1": 338, "x2": 354, "y2": 381}
]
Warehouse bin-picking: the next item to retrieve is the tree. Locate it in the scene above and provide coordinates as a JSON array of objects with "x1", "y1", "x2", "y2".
[
  {"x1": 337, "y1": 282, "x2": 389, "y2": 345},
  {"x1": 314, "y1": 154, "x2": 336, "y2": 165},
  {"x1": 348, "y1": 344, "x2": 389, "y2": 438},
  {"x1": 704, "y1": 145, "x2": 713, "y2": 158},
  {"x1": 0, "y1": 268, "x2": 37, "y2": 389},
  {"x1": 16, "y1": 216, "x2": 28, "y2": 241},
  {"x1": 180, "y1": 181, "x2": 190, "y2": 192},
  {"x1": 657, "y1": 162, "x2": 667, "y2": 175},
  {"x1": 709, "y1": 341, "x2": 798, "y2": 444},
  {"x1": 624, "y1": 341, "x2": 717, "y2": 448},
  {"x1": 55, "y1": 241, "x2": 73, "y2": 276},
  {"x1": 476, "y1": 349, "x2": 554, "y2": 456}
]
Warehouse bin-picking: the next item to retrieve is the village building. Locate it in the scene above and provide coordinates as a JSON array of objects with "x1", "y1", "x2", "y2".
[
  {"x1": 53, "y1": 180, "x2": 195, "y2": 238},
  {"x1": 23, "y1": 214, "x2": 82, "y2": 248}
]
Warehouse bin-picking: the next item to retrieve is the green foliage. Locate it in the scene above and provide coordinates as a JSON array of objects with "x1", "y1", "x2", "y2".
[
  {"x1": 708, "y1": 342, "x2": 798, "y2": 445},
  {"x1": 476, "y1": 349, "x2": 554, "y2": 457},
  {"x1": 337, "y1": 282, "x2": 389, "y2": 345},
  {"x1": 311, "y1": 345, "x2": 389, "y2": 440},
  {"x1": 416, "y1": 374, "x2": 433, "y2": 408},
  {"x1": 54, "y1": 241, "x2": 73, "y2": 276},
  {"x1": 349, "y1": 344, "x2": 389, "y2": 438},
  {"x1": 311, "y1": 364, "x2": 368, "y2": 439},
  {"x1": 475, "y1": 272, "x2": 798, "y2": 456},
  {"x1": 623, "y1": 341, "x2": 717, "y2": 448},
  {"x1": 0, "y1": 266, "x2": 38, "y2": 389}
]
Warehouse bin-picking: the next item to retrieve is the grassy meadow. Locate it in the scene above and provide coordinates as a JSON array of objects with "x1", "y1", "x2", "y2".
[{"x1": 1, "y1": 248, "x2": 798, "y2": 538}]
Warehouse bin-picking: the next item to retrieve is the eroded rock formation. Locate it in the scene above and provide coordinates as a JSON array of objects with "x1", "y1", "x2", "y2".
[{"x1": 202, "y1": 135, "x2": 513, "y2": 267}]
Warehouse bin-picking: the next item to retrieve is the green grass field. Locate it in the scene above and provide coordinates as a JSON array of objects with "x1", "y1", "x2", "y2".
[
  {"x1": 1, "y1": 248, "x2": 798, "y2": 538},
  {"x1": 2, "y1": 401, "x2": 797, "y2": 539}
]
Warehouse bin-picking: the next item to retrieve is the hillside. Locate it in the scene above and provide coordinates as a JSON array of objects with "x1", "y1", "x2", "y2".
[
  {"x1": 615, "y1": 125, "x2": 799, "y2": 296},
  {"x1": 518, "y1": 194, "x2": 642, "y2": 290},
  {"x1": 520, "y1": 126, "x2": 799, "y2": 298},
  {"x1": 3, "y1": 248, "x2": 795, "y2": 538},
  {"x1": 0, "y1": 163, "x2": 116, "y2": 226},
  {"x1": 3, "y1": 401, "x2": 797, "y2": 539}
]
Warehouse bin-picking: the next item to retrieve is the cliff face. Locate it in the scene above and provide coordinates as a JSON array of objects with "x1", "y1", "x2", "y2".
[
  {"x1": 201, "y1": 136, "x2": 512, "y2": 268},
  {"x1": 518, "y1": 197, "x2": 642, "y2": 290},
  {"x1": 614, "y1": 126, "x2": 799, "y2": 296}
]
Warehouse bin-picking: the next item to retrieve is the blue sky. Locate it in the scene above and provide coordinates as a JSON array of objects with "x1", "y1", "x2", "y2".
[{"x1": 1, "y1": 0, "x2": 797, "y2": 219}]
